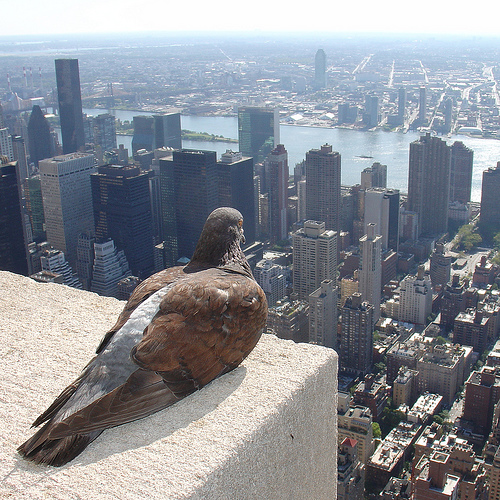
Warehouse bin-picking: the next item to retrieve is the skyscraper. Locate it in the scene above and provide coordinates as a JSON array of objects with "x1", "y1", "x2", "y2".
[
  {"x1": 264, "y1": 144, "x2": 288, "y2": 244},
  {"x1": 28, "y1": 106, "x2": 55, "y2": 167},
  {"x1": 315, "y1": 49, "x2": 327, "y2": 89},
  {"x1": 55, "y1": 59, "x2": 85, "y2": 154},
  {"x1": 309, "y1": 279, "x2": 338, "y2": 349},
  {"x1": 39, "y1": 153, "x2": 95, "y2": 266},
  {"x1": 217, "y1": 150, "x2": 255, "y2": 245},
  {"x1": 449, "y1": 141, "x2": 473, "y2": 204},
  {"x1": 238, "y1": 107, "x2": 279, "y2": 164},
  {"x1": 360, "y1": 162, "x2": 387, "y2": 189},
  {"x1": 398, "y1": 266, "x2": 432, "y2": 325},
  {"x1": 153, "y1": 113, "x2": 182, "y2": 149},
  {"x1": 479, "y1": 162, "x2": 500, "y2": 242},
  {"x1": 0, "y1": 127, "x2": 13, "y2": 161},
  {"x1": 359, "y1": 223, "x2": 382, "y2": 322},
  {"x1": 0, "y1": 161, "x2": 28, "y2": 275},
  {"x1": 159, "y1": 156, "x2": 178, "y2": 267},
  {"x1": 131, "y1": 115, "x2": 154, "y2": 154},
  {"x1": 305, "y1": 144, "x2": 341, "y2": 234},
  {"x1": 93, "y1": 113, "x2": 117, "y2": 152},
  {"x1": 91, "y1": 164, "x2": 154, "y2": 279},
  {"x1": 340, "y1": 293, "x2": 374, "y2": 375},
  {"x1": 363, "y1": 188, "x2": 400, "y2": 251},
  {"x1": 292, "y1": 220, "x2": 337, "y2": 300},
  {"x1": 171, "y1": 149, "x2": 218, "y2": 259},
  {"x1": 11, "y1": 135, "x2": 28, "y2": 182},
  {"x1": 407, "y1": 133, "x2": 450, "y2": 237},
  {"x1": 364, "y1": 94, "x2": 379, "y2": 128}
]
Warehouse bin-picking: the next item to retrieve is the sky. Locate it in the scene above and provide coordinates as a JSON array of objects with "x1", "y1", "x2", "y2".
[{"x1": 2, "y1": 0, "x2": 500, "y2": 38}]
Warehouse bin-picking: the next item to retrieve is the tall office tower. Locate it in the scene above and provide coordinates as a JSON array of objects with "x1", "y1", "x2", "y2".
[
  {"x1": 0, "y1": 103, "x2": 4, "y2": 128},
  {"x1": 217, "y1": 150, "x2": 255, "y2": 245},
  {"x1": 297, "y1": 179, "x2": 306, "y2": 221},
  {"x1": 153, "y1": 113, "x2": 181, "y2": 149},
  {"x1": 398, "y1": 87, "x2": 406, "y2": 124},
  {"x1": 264, "y1": 144, "x2": 288, "y2": 244},
  {"x1": 0, "y1": 161, "x2": 28, "y2": 275},
  {"x1": 449, "y1": 141, "x2": 473, "y2": 204},
  {"x1": 90, "y1": 239, "x2": 131, "y2": 298},
  {"x1": 238, "y1": 106, "x2": 279, "y2": 164},
  {"x1": 0, "y1": 128, "x2": 13, "y2": 160},
  {"x1": 93, "y1": 113, "x2": 117, "y2": 152},
  {"x1": 408, "y1": 133, "x2": 450, "y2": 237},
  {"x1": 12, "y1": 136, "x2": 28, "y2": 181},
  {"x1": 28, "y1": 105, "x2": 54, "y2": 168},
  {"x1": 91, "y1": 164, "x2": 154, "y2": 279},
  {"x1": 39, "y1": 153, "x2": 95, "y2": 266},
  {"x1": 480, "y1": 162, "x2": 500, "y2": 242},
  {"x1": 363, "y1": 188, "x2": 400, "y2": 251},
  {"x1": 25, "y1": 175, "x2": 46, "y2": 242},
  {"x1": 76, "y1": 230, "x2": 95, "y2": 290},
  {"x1": 254, "y1": 175, "x2": 261, "y2": 239},
  {"x1": 418, "y1": 87, "x2": 427, "y2": 124},
  {"x1": 360, "y1": 162, "x2": 387, "y2": 189},
  {"x1": 315, "y1": 49, "x2": 327, "y2": 88},
  {"x1": 364, "y1": 94, "x2": 379, "y2": 128},
  {"x1": 359, "y1": 223, "x2": 382, "y2": 323},
  {"x1": 340, "y1": 293, "x2": 374, "y2": 375},
  {"x1": 159, "y1": 156, "x2": 178, "y2": 267},
  {"x1": 429, "y1": 242, "x2": 451, "y2": 289},
  {"x1": 55, "y1": 59, "x2": 85, "y2": 154},
  {"x1": 398, "y1": 265, "x2": 432, "y2": 325},
  {"x1": 292, "y1": 220, "x2": 337, "y2": 300},
  {"x1": 172, "y1": 149, "x2": 218, "y2": 259},
  {"x1": 132, "y1": 115, "x2": 154, "y2": 154},
  {"x1": 83, "y1": 114, "x2": 94, "y2": 144},
  {"x1": 309, "y1": 279, "x2": 338, "y2": 349},
  {"x1": 305, "y1": 144, "x2": 341, "y2": 234},
  {"x1": 444, "y1": 97, "x2": 453, "y2": 133}
]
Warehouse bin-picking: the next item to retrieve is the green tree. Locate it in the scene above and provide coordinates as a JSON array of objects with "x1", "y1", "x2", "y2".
[
  {"x1": 455, "y1": 224, "x2": 482, "y2": 252},
  {"x1": 372, "y1": 422, "x2": 381, "y2": 439}
]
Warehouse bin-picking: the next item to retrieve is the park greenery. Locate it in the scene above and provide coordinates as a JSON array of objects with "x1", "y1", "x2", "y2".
[{"x1": 454, "y1": 224, "x2": 482, "y2": 252}]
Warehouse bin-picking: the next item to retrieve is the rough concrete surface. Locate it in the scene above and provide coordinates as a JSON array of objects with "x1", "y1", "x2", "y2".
[{"x1": 0, "y1": 271, "x2": 338, "y2": 499}]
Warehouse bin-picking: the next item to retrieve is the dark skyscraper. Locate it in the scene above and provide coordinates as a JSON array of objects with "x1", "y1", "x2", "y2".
[
  {"x1": 418, "y1": 86, "x2": 427, "y2": 125},
  {"x1": 0, "y1": 161, "x2": 28, "y2": 275},
  {"x1": 132, "y1": 115, "x2": 154, "y2": 154},
  {"x1": 91, "y1": 165, "x2": 154, "y2": 279},
  {"x1": 28, "y1": 105, "x2": 54, "y2": 168},
  {"x1": 217, "y1": 150, "x2": 255, "y2": 245},
  {"x1": 153, "y1": 113, "x2": 182, "y2": 149},
  {"x1": 159, "y1": 156, "x2": 179, "y2": 267},
  {"x1": 264, "y1": 144, "x2": 288, "y2": 244},
  {"x1": 408, "y1": 133, "x2": 450, "y2": 237},
  {"x1": 450, "y1": 141, "x2": 473, "y2": 204},
  {"x1": 93, "y1": 113, "x2": 117, "y2": 152},
  {"x1": 238, "y1": 107, "x2": 279, "y2": 164},
  {"x1": 315, "y1": 49, "x2": 327, "y2": 88},
  {"x1": 55, "y1": 59, "x2": 85, "y2": 154},
  {"x1": 172, "y1": 149, "x2": 218, "y2": 259},
  {"x1": 305, "y1": 144, "x2": 341, "y2": 234}
]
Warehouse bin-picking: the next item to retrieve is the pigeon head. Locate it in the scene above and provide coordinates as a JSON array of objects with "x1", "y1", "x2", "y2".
[{"x1": 188, "y1": 207, "x2": 252, "y2": 277}]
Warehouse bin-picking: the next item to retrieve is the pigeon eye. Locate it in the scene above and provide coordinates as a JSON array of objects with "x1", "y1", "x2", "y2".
[{"x1": 238, "y1": 220, "x2": 243, "y2": 228}]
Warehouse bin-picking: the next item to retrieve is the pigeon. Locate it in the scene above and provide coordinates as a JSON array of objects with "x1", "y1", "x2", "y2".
[{"x1": 18, "y1": 207, "x2": 268, "y2": 466}]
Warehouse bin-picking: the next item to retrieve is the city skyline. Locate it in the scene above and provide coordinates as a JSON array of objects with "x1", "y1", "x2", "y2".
[{"x1": 2, "y1": 1, "x2": 500, "y2": 38}]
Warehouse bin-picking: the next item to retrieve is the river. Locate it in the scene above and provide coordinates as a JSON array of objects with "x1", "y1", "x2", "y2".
[{"x1": 83, "y1": 108, "x2": 500, "y2": 202}]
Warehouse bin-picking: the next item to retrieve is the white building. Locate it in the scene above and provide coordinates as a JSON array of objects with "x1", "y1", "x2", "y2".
[
  {"x1": 0, "y1": 127, "x2": 13, "y2": 161},
  {"x1": 309, "y1": 279, "x2": 338, "y2": 349},
  {"x1": 398, "y1": 266, "x2": 432, "y2": 325},
  {"x1": 254, "y1": 259, "x2": 287, "y2": 306},
  {"x1": 292, "y1": 220, "x2": 337, "y2": 300},
  {"x1": 40, "y1": 248, "x2": 82, "y2": 289},
  {"x1": 359, "y1": 223, "x2": 382, "y2": 322},
  {"x1": 90, "y1": 239, "x2": 131, "y2": 298},
  {"x1": 39, "y1": 153, "x2": 95, "y2": 266}
]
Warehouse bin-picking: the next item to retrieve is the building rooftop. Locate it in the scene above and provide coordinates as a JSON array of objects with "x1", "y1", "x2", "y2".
[{"x1": 0, "y1": 271, "x2": 338, "y2": 499}]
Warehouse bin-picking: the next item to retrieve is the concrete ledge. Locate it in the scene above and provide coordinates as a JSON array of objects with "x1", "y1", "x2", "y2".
[{"x1": 0, "y1": 271, "x2": 338, "y2": 499}]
